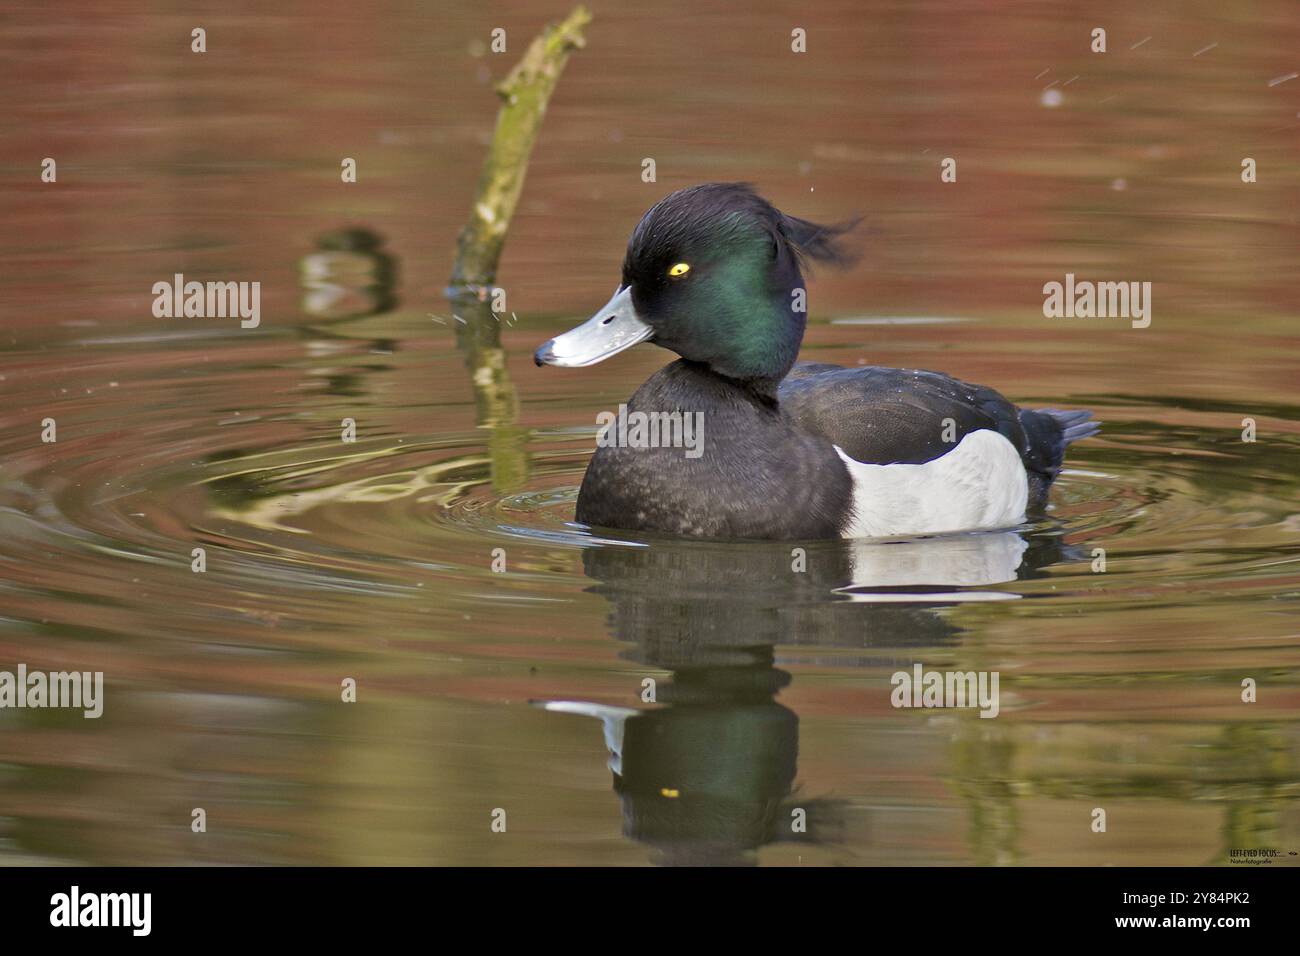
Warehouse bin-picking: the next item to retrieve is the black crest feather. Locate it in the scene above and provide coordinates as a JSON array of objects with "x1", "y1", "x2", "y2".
[
  {"x1": 777, "y1": 209, "x2": 862, "y2": 271},
  {"x1": 625, "y1": 182, "x2": 860, "y2": 279}
]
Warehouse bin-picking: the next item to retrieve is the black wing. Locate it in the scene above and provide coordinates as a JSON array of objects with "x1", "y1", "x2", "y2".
[
  {"x1": 779, "y1": 363, "x2": 1098, "y2": 510},
  {"x1": 778, "y1": 363, "x2": 1027, "y2": 466}
]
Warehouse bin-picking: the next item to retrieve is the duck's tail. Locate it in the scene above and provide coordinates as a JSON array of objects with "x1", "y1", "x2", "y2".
[
  {"x1": 1043, "y1": 408, "x2": 1102, "y2": 447},
  {"x1": 1018, "y1": 408, "x2": 1100, "y2": 509}
]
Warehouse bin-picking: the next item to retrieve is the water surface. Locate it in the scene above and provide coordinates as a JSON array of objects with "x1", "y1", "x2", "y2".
[{"x1": 0, "y1": 0, "x2": 1297, "y2": 865}]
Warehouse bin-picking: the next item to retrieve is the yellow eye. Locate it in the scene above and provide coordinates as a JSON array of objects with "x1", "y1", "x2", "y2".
[{"x1": 668, "y1": 262, "x2": 691, "y2": 277}]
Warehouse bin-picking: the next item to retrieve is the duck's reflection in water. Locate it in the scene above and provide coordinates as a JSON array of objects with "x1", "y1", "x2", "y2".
[{"x1": 542, "y1": 528, "x2": 1069, "y2": 865}]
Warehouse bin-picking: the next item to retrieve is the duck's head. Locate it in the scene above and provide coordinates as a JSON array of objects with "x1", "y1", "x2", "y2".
[{"x1": 535, "y1": 183, "x2": 857, "y2": 391}]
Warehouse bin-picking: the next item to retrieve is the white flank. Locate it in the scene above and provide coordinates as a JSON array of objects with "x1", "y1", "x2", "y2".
[{"x1": 835, "y1": 429, "x2": 1029, "y2": 538}]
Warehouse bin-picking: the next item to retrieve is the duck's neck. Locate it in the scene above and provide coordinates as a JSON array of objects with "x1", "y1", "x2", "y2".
[
  {"x1": 717, "y1": 366, "x2": 784, "y2": 404},
  {"x1": 652, "y1": 359, "x2": 781, "y2": 412}
]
